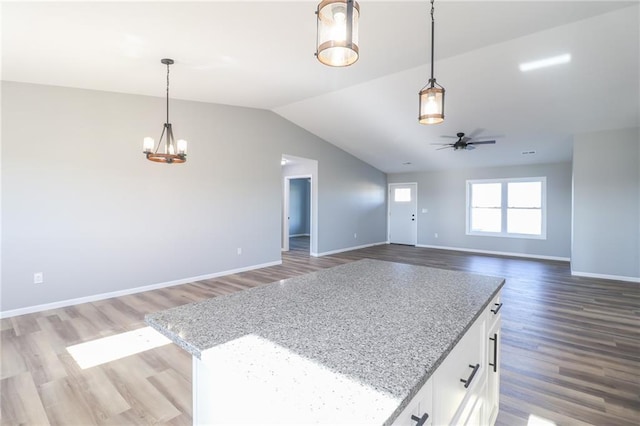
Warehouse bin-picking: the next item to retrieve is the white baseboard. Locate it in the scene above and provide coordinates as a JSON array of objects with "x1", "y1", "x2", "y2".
[
  {"x1": 313, "y1": 242, "x2": 387, "y2": 257},
  {"x1": 0, "y1": 260, "x2": 282, "y2": 319},
  {"x1": 415, "y1": 244, "x2": 570, "y2": 262},
  {"x1": 570, "y1": 270, "x2": 640, "y2": 283}
]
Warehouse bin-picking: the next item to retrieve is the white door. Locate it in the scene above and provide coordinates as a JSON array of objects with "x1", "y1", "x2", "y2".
[{"x1": 389, "y1": 183, "x2": 417, "y2": 245}]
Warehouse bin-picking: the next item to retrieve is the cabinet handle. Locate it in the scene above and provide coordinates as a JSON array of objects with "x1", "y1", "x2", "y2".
[
  {"x1": 491, "y1": 302, "x2": 503, "y2": 314},
  {"x1": 411, "y1": 413, "x2": 429, "y2": 426},
  {"x1": 460, "y1": 364, "x2": 480, "y2": 388},
  {"x1": 489, "y1": 333, "x2": 498, "y2": 373}
]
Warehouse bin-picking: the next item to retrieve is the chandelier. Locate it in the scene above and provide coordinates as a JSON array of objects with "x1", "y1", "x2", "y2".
[{"x1": 143, "y1": 59, "x2": 188, "y2": 163}]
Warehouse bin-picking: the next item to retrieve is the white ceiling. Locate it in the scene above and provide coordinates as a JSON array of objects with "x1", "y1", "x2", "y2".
[{"x1": 3, "y1": 1, "x2": 639, "y2": 173}]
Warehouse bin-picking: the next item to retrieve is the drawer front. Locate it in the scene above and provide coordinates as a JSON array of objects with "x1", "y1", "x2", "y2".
[
  {"x1": 485, "y1": 293, "x2": 502, "y2": 328},
  {"x1": 432, "y1": 318, "x2": 485, "y2": 425},
  {"x1": 391, "y1": 378, "x2": 433, "y2": 426}
]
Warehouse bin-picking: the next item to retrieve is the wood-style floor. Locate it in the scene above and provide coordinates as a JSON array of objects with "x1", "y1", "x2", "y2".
[{"x1": 2, "y1": 238, "x2": 639, "y2": 425}]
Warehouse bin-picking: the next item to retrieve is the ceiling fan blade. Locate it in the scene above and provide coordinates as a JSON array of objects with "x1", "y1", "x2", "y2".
[
  {"x1": 466, "y1": 128, "x2": 485, "y2": 139},
  {"x1": 468, "y1": 140, "x2": 496, "y2": 145},
  {"x1": 461, "y1": 137, "x2": 471, "y2": 143},
  {"x1": 437, "y1": 146, "x2": 453, "y2": 150},
  {"x1": 430, "y1": 143, "x2": 453, "y2": 145}
]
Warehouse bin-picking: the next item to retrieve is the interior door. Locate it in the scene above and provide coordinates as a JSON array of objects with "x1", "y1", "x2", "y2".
[{"x1": 389, "y1": 183, "x2": 417, "y2": 245}]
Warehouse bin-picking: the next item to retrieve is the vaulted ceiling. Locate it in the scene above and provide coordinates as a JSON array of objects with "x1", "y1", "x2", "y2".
[{"x1": 3, "y1": 1, "x2": 638, "y2": 173}]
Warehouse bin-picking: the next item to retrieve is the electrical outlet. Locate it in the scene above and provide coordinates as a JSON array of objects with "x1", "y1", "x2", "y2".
[
  {"x1": 434, "y1": 233, "x2": 438, "y2": 239},
  {"x1": 34, "y1": 272, "x2": 44, "y2": 284},
  {"x1": 237, "y1": 248, "x2": 242, "y2": 255}
]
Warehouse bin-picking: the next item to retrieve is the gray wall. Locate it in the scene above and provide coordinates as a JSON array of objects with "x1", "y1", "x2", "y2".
[
  {"x1": 572, "y1": 127, "x2": 640, "y2": 280},
  {"x1": 289, "y1": 178, "x2": 310, "y2": 236},
  {"x1": 1, "y1": 81, "x2": 387, "y2": 312},
  {"x1": 388, "y1": 162, "x2": 572, "y2": 259},
  {"x1": 282, "y1": 152, "x2": 387, "y2": 256}
]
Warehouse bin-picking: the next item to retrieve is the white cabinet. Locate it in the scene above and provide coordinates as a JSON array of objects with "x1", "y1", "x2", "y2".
[
  {"x1": 392, "y1": 290, "x2": 502, "y2": 426},
  {"x1": 433, "y1": 317, "x2": 484, "y2": 425},
  {"x1": 485, "y1": 293, "x2": 502, "y2": 425}
]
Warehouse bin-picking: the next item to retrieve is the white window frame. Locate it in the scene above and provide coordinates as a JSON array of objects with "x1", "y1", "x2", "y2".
[
  {"x1": 393, "y1": 187, "x2": 412, "y2": 203},
  {"x1": 466, "y1": 177, "x2": 547, "y2": 240}
]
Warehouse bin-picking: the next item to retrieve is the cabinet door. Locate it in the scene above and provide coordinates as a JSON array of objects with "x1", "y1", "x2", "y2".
[
  {"x1": 455, "y1": 376, "x2": 486, "y2": 426},
  {"x1": 486, "y1": 318, "x2": 501, "y2": 425},
  {"x1": 432, "y1": 318, "x2": 485, "y2": 425},
  {"x1": 391, "y1": 378, "x2": 433, "y2": 426}
]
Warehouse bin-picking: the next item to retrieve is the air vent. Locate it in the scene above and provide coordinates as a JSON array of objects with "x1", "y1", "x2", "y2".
[{"x1": 521, "y1": 150, "x2": 536, "y2": 155}]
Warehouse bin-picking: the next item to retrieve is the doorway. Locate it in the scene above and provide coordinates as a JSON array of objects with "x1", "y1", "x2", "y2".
[
  {"x1": 281, "y1": 154, "x2": 318, "y2": 256},
  {"x1": 388, "y1": 183, "x2": 418, "y2": 245},
  {"x1": 287, "y1": 177, "x2": 311, "y2": 254}
]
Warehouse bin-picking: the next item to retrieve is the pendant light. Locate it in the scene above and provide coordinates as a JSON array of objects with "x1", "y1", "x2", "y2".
[
  {"x1": 315, "y1": 0, "x2": 360, "y2": 67},
  {"x1": 419, "y1": 0, "x2": 445, "y2": 125},
  {"x1": 143, "y1": 59, "x2": 188, "y2": 164}
]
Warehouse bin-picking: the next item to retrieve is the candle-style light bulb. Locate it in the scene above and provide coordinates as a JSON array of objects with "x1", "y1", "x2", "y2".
[
  {"x1": 143, "y1": 137, "x2": 154, "y2": 153},
  {"x1": 425, "y1": 93, "x2": 438, "y2": 114},
  {"x1": 177, "y1": 139, "x2": 188, "y2": 155}
]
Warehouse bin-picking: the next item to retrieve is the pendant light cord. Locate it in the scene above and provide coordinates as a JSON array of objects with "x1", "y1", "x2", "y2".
[{"x1": 430, "y1": 0, "x2": 435, "y2": 85}]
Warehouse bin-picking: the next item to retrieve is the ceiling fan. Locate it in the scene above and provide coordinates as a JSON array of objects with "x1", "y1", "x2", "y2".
[{"x1": 432, "y1": 132, "x2": 496, "y2": 151}]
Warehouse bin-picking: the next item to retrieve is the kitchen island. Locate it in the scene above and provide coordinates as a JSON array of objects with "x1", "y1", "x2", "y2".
[{"x1": 146, "y1": 259, "x2": 505, "y2": 425}]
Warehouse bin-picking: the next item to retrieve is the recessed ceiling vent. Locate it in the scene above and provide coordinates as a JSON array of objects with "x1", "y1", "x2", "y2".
[{"x1": 521, "y1": 150, "x2": 537, "y2": 155}]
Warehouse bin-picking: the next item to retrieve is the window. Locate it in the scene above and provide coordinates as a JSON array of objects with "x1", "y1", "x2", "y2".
[
  {"x1": 394, "y1": 188, "x2": 411, "y2": 202},
  {"x1": 466, "y1": 177, "x2": 546, "y2": 239}
]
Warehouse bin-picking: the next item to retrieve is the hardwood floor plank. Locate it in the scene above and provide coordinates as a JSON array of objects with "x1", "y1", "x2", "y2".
[
  {"x1": 101, "y1": 358, "x2": 181, "y2": 423},
  {"x1": 0, "y1": 372, "x2": 50, "y2": 425},
  {"x1": 0, "y1": 331, "x2": 27, "y2": 380},
  {"x1": 1, "y1": 238, "x2": 638, "y2": 425},
  {"x1": 39, "y1": 377, "x2": 100, "y2": 425},
  {"x1": 147, "y1": 368, "x2": 192, "y2": 416}
]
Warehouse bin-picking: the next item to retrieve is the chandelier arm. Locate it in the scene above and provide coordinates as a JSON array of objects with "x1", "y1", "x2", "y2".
[
  {"x1": 155, "y1": 125, "x2": 167, "y2": 154},
  {"x1": 168, "y1": 123, "x2": 175, "y2": 152}
]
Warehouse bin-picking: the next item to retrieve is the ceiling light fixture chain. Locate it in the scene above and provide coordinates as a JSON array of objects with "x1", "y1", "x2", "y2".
[
  {"x1": 419, "y1": 0, "x2": 445, "y2": 125},
  {"x1": 142, "y1": 58, "x2": 188, "y2": 164}
]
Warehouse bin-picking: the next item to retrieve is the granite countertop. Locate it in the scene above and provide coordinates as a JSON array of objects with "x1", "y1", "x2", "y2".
[{"x1": 146, "y1": 258, "x2": 505, "y2": 425}]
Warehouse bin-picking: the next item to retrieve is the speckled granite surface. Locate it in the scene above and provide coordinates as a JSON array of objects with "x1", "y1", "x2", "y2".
[{"x1": 146, "y1": 259, "x2": 504, "y2": 425}]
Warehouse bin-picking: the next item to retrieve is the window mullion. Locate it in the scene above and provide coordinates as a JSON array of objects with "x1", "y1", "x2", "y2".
[{"x1": 501, "y1": 182, "x2": 508, "y2": 235}]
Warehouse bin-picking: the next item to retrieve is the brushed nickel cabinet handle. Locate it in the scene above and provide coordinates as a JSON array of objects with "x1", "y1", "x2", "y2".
[
  {"x1": 460, "y1": 363, "x2": 480, "y2": 388},
  {"x1": 489, "y1": 333, "x2": 498, "y2": 373},
  {"x1": 411, "y1": 413, "x2": 429, "y2": 426}
]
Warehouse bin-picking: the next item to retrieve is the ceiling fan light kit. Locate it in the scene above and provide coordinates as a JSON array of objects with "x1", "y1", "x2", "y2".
[
  {"x1": 315, "y1": 0, "x2": 360, "y2": 67},
  {"x1": 143, "y1": 58, "x2": 188, "y2": 164},
  {"x1": 419, "y1": 0, "x2": 445, "y2": 125}
]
